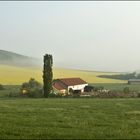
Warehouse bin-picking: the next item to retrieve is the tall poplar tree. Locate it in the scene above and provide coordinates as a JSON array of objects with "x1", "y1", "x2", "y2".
[{"x1": 43, "y1": 54, "x2": 53, "y2": 97}]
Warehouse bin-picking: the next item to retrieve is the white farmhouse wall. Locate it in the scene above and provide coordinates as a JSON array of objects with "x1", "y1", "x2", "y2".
[
  {"x1": 68, "y1": 84, "x2": 88, "y2": 93},
  {"x1": 60, "y1": 89, "x2": 67, "y2": 93}
]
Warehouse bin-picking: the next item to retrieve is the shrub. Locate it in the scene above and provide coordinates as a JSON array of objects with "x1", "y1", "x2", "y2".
[
  {"x1": 123, "y1": 87, "x2": 130, "y2": 94},
  {"x1": 48, "y1": 92, "x2": 63, "y2": 98},
  {"x1": 137, "y1": 92, "x2": 140, "y2": 98},
  {"x1": 8, "y1": 92, "x2": 20, "y2": 97},
  {"x1": 26, "y1": 89, "x2": 43, "y2": 98},
  {"x1": 20, "y1": 78, "x2": 43, "y2": 98},
  {"x1": 0, "y1": 84, "x2": 4, "y2": 90},
  {"x1": 69, "y1": 88, "x2": 74, "y2": 94},
  {"x1": 90, "y1": 90, "x2": 137, "y2": 98},
  {"x1": 94, "y1": 86, "x2": 104, "y2": 92},
  {"x1": 84, "y1": 86, "x2": 94, "y2": 92}
]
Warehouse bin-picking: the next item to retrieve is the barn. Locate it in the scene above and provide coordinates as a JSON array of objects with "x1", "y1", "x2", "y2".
[
  {"x1": 128, "y1": 79, "x2": 140, "y2": 84},
  {"x1": 53, "y1": 78, "x2": 88, "y2": 94}
]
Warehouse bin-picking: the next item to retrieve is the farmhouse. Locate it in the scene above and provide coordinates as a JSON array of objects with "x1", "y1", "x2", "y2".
[
  {"x1": 128, "y1": 79, "x2": 140, "y2": 84},
  {"x1": 53, "y1": 78, "x2": 88, "y2": 94}
]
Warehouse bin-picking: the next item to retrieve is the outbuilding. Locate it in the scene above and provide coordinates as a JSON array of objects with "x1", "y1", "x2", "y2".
[
  {"x1": 128, "y1": 79, "x2": 140, "y2": 84},
  {"x1": 53, "y1": 78, "x2": 88, "y2": 94}
]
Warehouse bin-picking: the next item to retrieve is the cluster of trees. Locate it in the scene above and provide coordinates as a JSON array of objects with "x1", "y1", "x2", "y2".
[
  {"x1": 19, "y1": 54, "x2": 53, "y2": 98},
  {"x1": 98, "y1": 72, "x2": 140, "y2": 80},
  {"x1": 21, "y1": 78, "x2": 43, "y2": 97}
]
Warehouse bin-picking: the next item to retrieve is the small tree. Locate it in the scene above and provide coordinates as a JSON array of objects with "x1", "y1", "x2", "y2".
[
  {"x1": 21, "y1": 78, "x2": 42, "y2": 97},
  {"x1": 43, "y1": 54, "x2": 53, "y2": 97},
  {"x1": 0, "y1": 84, "x2": 4, "y2": 90}
]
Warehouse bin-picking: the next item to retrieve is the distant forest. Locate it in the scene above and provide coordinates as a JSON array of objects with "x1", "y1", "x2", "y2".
[{"x1": 98, "y1": 72, "x2": 140, "y2": 80}]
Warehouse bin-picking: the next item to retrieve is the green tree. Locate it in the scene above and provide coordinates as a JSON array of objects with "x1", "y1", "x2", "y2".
[
  {"x1": 0, "y1": 84, "x2": 4, "y2": 90},
  {"x1": 43, "y1": 54, "x2": 53, "y2": 97},
  {"x1": 21, "y1": 78, "x2": 42, "y2": 97}
]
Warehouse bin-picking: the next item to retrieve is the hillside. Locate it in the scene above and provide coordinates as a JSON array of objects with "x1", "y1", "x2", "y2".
[
  {"x1": 0, "y1": 50, "x2": 127, "y2": 84},
  {"x1": 0, "y1": 65, "x2": 126, "y2": 85},
  {"x1": 0, "y1": 50, "x2": 41, "y2": 67}
]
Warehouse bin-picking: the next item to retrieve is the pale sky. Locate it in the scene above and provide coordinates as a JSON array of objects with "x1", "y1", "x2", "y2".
[{"x1": 0, "y1": 1, "x2": 140, "y2": 72}]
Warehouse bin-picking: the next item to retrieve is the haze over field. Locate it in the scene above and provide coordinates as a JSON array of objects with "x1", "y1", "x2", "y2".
[
  {"x1": 0, "y1": 50, "x2": 41, "y2": 67},
  {"x1": 0, "y1": 65, "x2": 126, "y2": 85},
  {"x1": 0, "y1": 50, "x2": 127, "y2": 84},
  {"x1": 0, "y1": 2, "x2": 140, "y2": 72}
]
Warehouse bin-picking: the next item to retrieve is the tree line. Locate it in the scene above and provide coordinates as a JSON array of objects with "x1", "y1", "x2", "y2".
[{"x1": 98, "y1": 72, "x2": 140, "y2": 80}]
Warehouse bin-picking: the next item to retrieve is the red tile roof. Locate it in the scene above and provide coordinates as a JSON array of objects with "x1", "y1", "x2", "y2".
[
  {"x1": 59, "y1": 78, "x2": 87, "y2": 86},
  {"x1": 53, "y1": 81, "x2": 67, "y2": 90},
  {"x1": 53, "y1": 78, "x2": 87, "y2": 90}
]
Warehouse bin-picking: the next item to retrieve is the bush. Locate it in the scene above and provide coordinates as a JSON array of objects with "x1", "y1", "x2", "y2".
[
  {"x1": 137, "y1": 92, "x2": 140, "y2": 98},
  {"x1": 0, "y1": 84, "x2": 4, "y2": 90},
  {"x1": 8, "y1": 92, "x2": 20, "y2": 97},
  {"x1": 48, "y1": 92, "x2": 63, "y2": 98},
  {"x1": 84, "y1": 86, "x2": 94, "y2": 92},
  {"x1": 20, "y1": 78, "x2": 43, "y2": 98},
  {"x1": 94, "y1": 86, "x2": 104, "y2": 92},
  {"x1": 26, "y1": 89, "x2": 43, "y2": 98},
  {"x1": 90, "y1": 90, "x2": 137, "y2": 98},
  {"x1": 69, "y1": 88, "x2": 74, "y2": 94},
  {"x1": 123, "y1": 87, "x2": 130, "y2": 94}
]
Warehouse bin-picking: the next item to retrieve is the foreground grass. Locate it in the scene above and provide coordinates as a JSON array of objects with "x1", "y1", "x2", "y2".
[
  {"x1": 0, "y1": 98, "x2": 140, "y2": 139},
  {"x1": 0, "y1": 65, "x2": 126, "y2": 84}
]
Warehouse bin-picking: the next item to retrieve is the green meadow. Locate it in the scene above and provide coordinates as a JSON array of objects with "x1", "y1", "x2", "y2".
[
  {"x1": 91, "y1": 83, "x2": 140, "y2": 92},
  {"x1": 0, "y1": 97, "x2": 140, "y2": 139},
  {"x1": 0, "y1": 65, "x2": 140, "y2": 139}
]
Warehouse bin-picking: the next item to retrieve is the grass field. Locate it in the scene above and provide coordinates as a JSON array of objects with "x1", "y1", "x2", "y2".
[
  {"x1": 0, "y1": 65, "x2": 126, "y2": 85},
  {"x1": 1, "y1": 83, "x2": 140, "y2": 99},
  {"x1": 91, "y1": 83, "x2": 140, "y2": 92},
  {"x1": 0, "y1": 97, "x2": 139, "y2": 139},
  {"x1": 0, "y1": 85, "x2": 20, "y2": 98},
  {"x1": 1, "y1": 83, "x2": 140, "y2": 98}
]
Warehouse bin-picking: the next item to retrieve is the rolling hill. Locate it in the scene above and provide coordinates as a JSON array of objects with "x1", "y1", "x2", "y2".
[
  {"x1": 0, "y1": 50, "x2": 41, "y2": 67},
  {"x1": 0, "y1": 50, "x2": 127, "y2": 85},
  {"x1": 0, "y1": 65, "x2": 126, "y2": 85}
]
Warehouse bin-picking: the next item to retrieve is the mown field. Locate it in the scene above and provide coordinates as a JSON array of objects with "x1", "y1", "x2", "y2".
[
  {"x1": 0, "y1": 65, "x2": 126, "y2": 85},
  {"x1": 0, "y1": 97, "x2": 139, "y2": 139}
]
